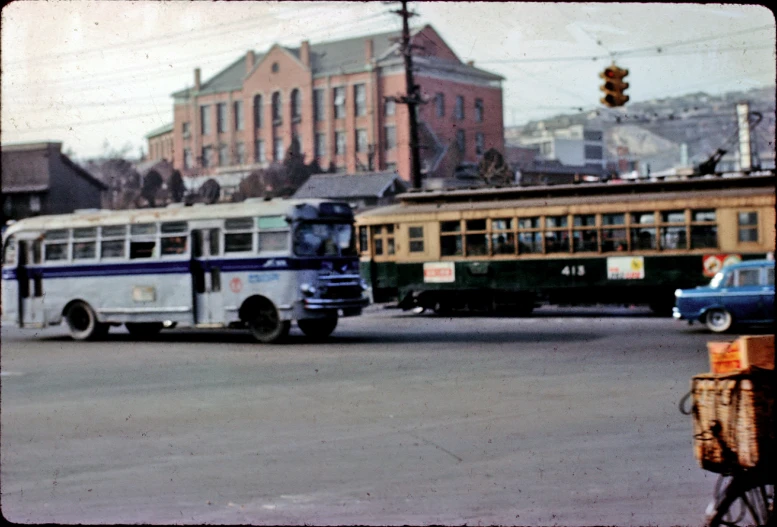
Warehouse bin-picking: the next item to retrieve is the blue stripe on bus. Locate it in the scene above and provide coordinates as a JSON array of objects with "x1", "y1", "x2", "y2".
[{"x1": 1, "y1": 257, "x2": 359, "y2": 280}]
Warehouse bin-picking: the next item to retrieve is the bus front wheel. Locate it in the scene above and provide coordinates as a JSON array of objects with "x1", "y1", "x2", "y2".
[
  {"x1": 246, "y1": 298, "x2": 290, "y2": 343},
  {"x1": 65, "y1": 301, "x2": 107, "y2": 341},
  {"x1": 298, "y1": 317, "x2": 338, "y2": 339}
]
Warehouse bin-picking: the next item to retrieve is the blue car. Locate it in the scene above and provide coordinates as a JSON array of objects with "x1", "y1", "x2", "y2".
[{"x1": 673, "y1": 259, "x2": 775, "y2": 333}]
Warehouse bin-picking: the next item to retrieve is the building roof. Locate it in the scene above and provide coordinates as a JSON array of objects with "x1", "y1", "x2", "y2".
[
  {"x1": 172, "y1": 25, "x2": 502, "y2": 99},
  {"x1": 145, "y1": 122, "x2": 174, "y2": 139},
  {"x1": 1, "y1": 141, "x2": 107, "y2": 192},
  {"x1": 294, "y1": 171, "x2": 407, "y2": 199}
]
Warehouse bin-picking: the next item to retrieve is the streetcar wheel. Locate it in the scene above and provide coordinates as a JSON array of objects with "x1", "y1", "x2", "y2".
[
  {"x1": 248, "y1": 299, "x2": 290, "y2": 343},
  {"x1": 706, "y1": 309, "x2": 733, "y2": 333},
  {"x1": 125, "y1": 322, "x2": 164, "y2": 338},
  {"x1": 297, "y1": 317, "x2": 338, "y2": 339},
  {"x1": 707, "y1": 476, "x2": 774, "y2": 527},
  {"x1": 65, "y1": 301, "x2": 102, "y2": 341}
]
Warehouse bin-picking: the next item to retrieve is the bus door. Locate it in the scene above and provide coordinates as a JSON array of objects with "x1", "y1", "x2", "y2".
[
  {"x1": 17, "y1": 237, "x2": 45, "y2": 327},
  {"x1": 191, "y1": 227, "x2": 224, "y2": 326}
]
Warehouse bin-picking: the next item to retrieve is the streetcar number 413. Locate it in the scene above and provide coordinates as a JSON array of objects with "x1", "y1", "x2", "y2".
[{"x1": 561, "y1": 265, "x2": 585, "y2": 276}]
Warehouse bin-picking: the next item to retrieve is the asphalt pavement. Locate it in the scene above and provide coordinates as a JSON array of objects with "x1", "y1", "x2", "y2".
[{"x1": 0, "y1": 306, "x2": 747, "y2": 525}]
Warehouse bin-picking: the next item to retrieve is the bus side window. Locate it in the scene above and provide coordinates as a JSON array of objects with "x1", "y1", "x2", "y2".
[
  {"x1": 130, "y1": 242, "x2": 155, "y2": 259},
  {"x1": 3, "y1": 236, "x2": 16, "y2": 266}
]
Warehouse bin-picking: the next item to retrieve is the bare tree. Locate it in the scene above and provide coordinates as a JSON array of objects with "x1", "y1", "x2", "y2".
[{"x1": 477, "y1": 148, "x2": 513, "y2": 186}]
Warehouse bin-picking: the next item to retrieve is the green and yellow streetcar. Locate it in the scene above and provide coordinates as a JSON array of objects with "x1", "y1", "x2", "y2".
[{"x1": 356, "y1": 172, "x2": 776, "y2": 315}]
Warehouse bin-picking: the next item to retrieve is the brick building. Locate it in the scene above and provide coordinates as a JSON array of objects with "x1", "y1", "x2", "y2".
[
  {"x1": 167, "y1": 24, "x2": 504, "y2": 188},
  {"x1": 145, "y1": 122, "x2": 174, "y2": 163}
]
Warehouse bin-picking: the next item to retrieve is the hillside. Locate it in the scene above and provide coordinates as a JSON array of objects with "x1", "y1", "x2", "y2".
[{"x1": 505, "y1": 86, "x2": 776, "y2": 172}]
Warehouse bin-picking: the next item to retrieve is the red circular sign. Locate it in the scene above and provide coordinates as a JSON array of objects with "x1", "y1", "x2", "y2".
[{"x1": 229, "y1": 277, "x2": 243, "y2": 293}]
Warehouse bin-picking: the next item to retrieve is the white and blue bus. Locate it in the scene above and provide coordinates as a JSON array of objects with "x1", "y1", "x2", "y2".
[{"x1": 1, "y1": 198, "x2": 369, "y2": 342}]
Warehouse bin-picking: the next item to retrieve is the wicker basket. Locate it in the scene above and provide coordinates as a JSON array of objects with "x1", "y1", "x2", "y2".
[{"x1": 691, "y1": 368, "x2": 775, "y2": 474}]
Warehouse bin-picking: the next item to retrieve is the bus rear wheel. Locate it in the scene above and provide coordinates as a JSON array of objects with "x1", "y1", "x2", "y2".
[
  {"x1": 125, "y1": 322, "x2": 164, "y2": 338},
  {"x1": 247, "y1": 299, "x2": 290, "y2": 343},
  {"x1": 298, "y1": 317, "x2": 338, "y2": 339},
  {"x1": 65, "y1": 301, "x2": 107, "y2": 341}
]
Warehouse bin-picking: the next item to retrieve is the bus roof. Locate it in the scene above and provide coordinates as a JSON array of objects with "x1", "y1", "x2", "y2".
[{"x1": 2, "y1": 198, "x2": 348, "y2": 238}]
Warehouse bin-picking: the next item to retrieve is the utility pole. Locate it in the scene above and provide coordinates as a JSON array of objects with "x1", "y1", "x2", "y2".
[{"x1": 391, "y1": 0, "x2": 423, "y2": 189}]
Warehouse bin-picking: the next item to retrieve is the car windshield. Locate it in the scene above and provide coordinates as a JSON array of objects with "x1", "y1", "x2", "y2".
[
  {"x1": 709, "y1": 271, "x2": 725, "y2": 289},
  {"x1": 293, "y1": 222, "x2": 356, "y2": 257}
]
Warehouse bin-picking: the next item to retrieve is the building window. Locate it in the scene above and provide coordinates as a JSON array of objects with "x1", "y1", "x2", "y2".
[
  {"x1": 182, "y1": 121, "x2": 190, "y2": 138},
  {"x1": 272, "y1": 92, "x2": 282, "y2": 124},
  {"x1": 354, "y1": 84, "x2": 366, "y2": 116},
  {"x1": 183, "y1": 148, "x2": 193, "y2": 169},
  {"x1": 333, "y1": 87, "x2": 345, "y2": 119},
  {"x1": 584, "y1": 130, "x2": 603, "y2": 141},
  {"x1": 335, "y1": 131, "x2": 346, "y2": 155},
  {"x1": 217, "y1": 103, "x2": 227, "y2": 133},
  {"x1": 475, "y1": 133, "x2": 485, "y2": 156},
  {"x1": 201, "y1": 146, "x2": 213, "y2": 167},
  {"x1": 315, "y1": 133, "x2": 326, "y2": 158},
  {"x1": 475, "y1": 98, "x2": 483, "y2": 123},
  {"x1": 273, "y1": 138, "x2": 284, "y2": 162},
  {"x1": 200, "y1": 105, "x2": 211, "y2": 135},
  {"x1": 235, "y1": 142, "x2": 245, "y2": 165},
  {"x1": 291, "y1": 89, "x2": 301, "y2": 121},
  {"x1": 271, "y1": 62, "x2": 279, "y2": 73},
  {"x1": 255, "y1": 139, "x2": 266, "y2": 163},
  {"x1": 253, "y1": 95, "x2": 263, "y2": 128},
  {"x1": 218, "y1": 144, "x2": 229, "y2": 166},
  {"x1": 738, "y1": 211, "x2": 759, "y2": 242},
  {"x1": 585, "y1": 145, "x2": 603, "y2": 160},
  {"x1": 385, "y1": 98, "x2": 395, "y2": 117},
  {"x1": 313, "y1": 89, "x2": 325, "y2": 122},
  {"x1": 384, "y1": 126, "x2": 396, "y2": 151},
  {"x1": 234, "y1": 100, "x2": 244, "y2": 131},
  {"x1": 431, "y1": 93, "x2": 443, "y2": 117},
  {"x1": 455, "y1": 96, "x2": 464, "y2": 120},
  {"x1": 356, "y1": 129, "x2": 368, "y2": 153},
  {"x1": 456, "y1": 129, "x2": 465, "y2": 153}
]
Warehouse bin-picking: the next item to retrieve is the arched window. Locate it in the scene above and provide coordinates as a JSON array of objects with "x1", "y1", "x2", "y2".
[
  {"x1": 291, "y1": 88, "x2": 301, "y2": 121},
  {"x1": 253, "y1": 94, "x2": 263, "y2": 129},
  {"x1": 272, "y1": 92, "x2": 282, "y2": 124}
]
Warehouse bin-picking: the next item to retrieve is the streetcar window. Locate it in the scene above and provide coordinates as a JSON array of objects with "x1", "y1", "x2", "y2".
[
  {"x1": 440, "y1": 235, "x2": 463, "y2": 256},
  {"x1": 492, "y1": 218, "x2": 512, "y2": 230},
  {"x1": 161, "y1": 236, "x2": 188, "y2": 256},
  {"x1": 767, "y1": 268, "x2": 774, "y2": 286},
  {"x1": 466, "y1": 234, "x2": 487, "y2": 256},
  {"x1": 518, "y1": 232, "x2": 541, "y2": 254},
  {"x1": 545, "y1": 216, "x2": 568, "y2": 229},
  {"x1": 44, "y1": 243, "x2": 68, "y2": 261},
  {"x1": 359, "y1": 226, "x2": 369, "y2": 254},
  {"x1": 544, "y1": 231, "x2": 570, "y2": 253},
  {"x1": 737, "y1": 212, "x2": 758, "y2": 243},
  {"x1": 692, "y1": 210, "x2": 716, "y2": 222},
  {"x1": 630, "y1": 213, "x2": 657, "y2": 250},
  {"x1": 369, "y1": 225, "x2": 395, "y2": 257},
  {"x1": 161, "y1": 221, "x2": 188, "y2": 234},
  {"x1": 661, "y1": 210, "x2": 685, "y2": 223},
  {"x1": 690, "y1": 225, "x2": 717, "y2": 249},
  {"x1": 408, "y1": 226, "x2": 424, "y2": 253},
  {"x1": 660, "y1": 226, "x2": 687, "y2": 250},
  {"x1": 440, "y1": 221, "x2": 461, "y2": 233},
  {"x1": 491, "y1": 233, "x2": 515, "y2": 255},
  {"x1": 46, "y1": 229, "x2": 69, "y2": 241},
  {"x1": 102, "y1": 225, "x2": 126, "y2": 237}
]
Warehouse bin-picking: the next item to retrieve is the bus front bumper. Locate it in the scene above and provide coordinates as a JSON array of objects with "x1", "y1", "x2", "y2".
[{"x1": 302, "y1": 296, "x2": 370, "y2": 312}]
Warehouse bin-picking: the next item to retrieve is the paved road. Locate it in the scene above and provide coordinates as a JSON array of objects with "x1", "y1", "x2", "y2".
[{"x1": 0, "y1": 307, "x2": 748, "y2": 525}]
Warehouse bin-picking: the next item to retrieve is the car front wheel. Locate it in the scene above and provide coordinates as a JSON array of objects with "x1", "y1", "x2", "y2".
[{"x1": 705, "y1": 308, "x2": 733, "y2": 333}]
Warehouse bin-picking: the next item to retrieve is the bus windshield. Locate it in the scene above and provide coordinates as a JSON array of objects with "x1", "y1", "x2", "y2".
[{"x1": 294, "y1": 222, "x2": 356, "y2": 257}]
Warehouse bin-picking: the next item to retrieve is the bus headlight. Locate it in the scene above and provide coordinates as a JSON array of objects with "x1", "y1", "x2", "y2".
[{"x1": 300, "y1": 283, "x2": 317, "y2": 296}]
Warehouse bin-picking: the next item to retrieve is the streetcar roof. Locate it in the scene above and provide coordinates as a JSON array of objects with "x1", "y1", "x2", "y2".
[
  {"x1": 357, "y1": 174, "x2": 776, "y2": 220},
  {"x1": 2, "y1": 198, "x2": 350, "y2": 238}
]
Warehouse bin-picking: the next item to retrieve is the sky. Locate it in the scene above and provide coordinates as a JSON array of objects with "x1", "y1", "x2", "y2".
[{"x1": 1, "y1": 1, "x2": 774, "y2": 160}]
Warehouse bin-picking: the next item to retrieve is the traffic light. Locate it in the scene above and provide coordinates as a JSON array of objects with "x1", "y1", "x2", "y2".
[{"x1": 600, "y1": 64, "x2": 629, "y2": 107}]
